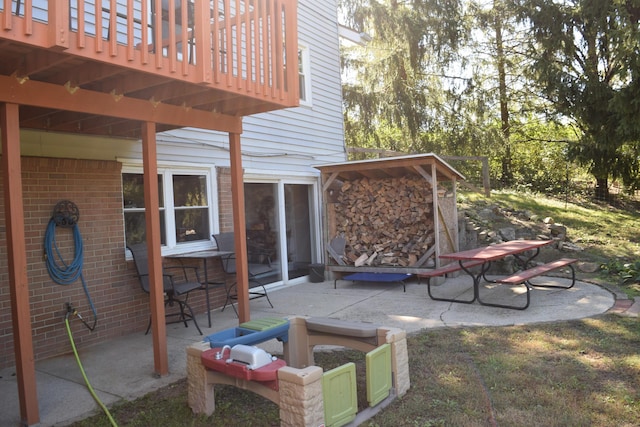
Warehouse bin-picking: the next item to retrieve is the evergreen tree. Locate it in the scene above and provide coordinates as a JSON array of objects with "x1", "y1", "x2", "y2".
[
  {"x1": 514, "y1": 0, "x2": 640, "y2": 199},
  {"x1": 339, "y1": 0, "x2": 469, "y2": 156}
]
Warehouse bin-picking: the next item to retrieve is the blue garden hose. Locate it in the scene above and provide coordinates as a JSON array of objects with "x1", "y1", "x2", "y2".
[{"x1": 44, "y1": 218, "x2": 97, "y2": 331}]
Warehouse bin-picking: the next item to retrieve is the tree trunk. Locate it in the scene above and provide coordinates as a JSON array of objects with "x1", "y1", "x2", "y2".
[
  {"x1": 495, "y1": 2, "x2": 513, "y2": 187},
  {"x1": 594, "y1": 177, "x2": 609, "y2": 201}
]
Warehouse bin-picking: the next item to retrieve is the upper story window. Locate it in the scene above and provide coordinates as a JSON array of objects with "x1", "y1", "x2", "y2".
[
  {"x1": 298, "y1": 45, "x2": 312, "y2": 106},
  {"x1": 122, "y1": 165, "x2": 214, "y2": 250}
]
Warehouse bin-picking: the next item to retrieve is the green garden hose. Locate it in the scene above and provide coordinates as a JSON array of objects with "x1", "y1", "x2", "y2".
[{"x1": 65, "y1": 313, "x2": 118, "y2": 427}]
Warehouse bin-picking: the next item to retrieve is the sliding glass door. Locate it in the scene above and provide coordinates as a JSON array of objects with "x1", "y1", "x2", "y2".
[
  {"x1": 244, "y1": 180, "x2": 317, "y2": 284},
  {"x1": 284, "y1": 184, "x2": 313, "y2": 280},
  {"x1": 244, "y1": 183, "x2": 282, "y2": 283}
]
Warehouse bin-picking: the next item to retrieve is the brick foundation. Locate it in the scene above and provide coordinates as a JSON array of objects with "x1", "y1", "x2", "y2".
[{"x1": 0, "y1": 157, "x2": 229, "y2": 369}]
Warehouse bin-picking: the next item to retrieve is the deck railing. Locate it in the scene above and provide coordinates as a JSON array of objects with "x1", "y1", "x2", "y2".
[{"x1": 0, "y1": 0, "x2": 299, "y2": 108}]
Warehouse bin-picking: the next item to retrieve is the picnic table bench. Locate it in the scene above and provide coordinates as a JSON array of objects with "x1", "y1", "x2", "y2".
[
  {"x1": 496, "y1": 257, "x2": 576, "y2": 288},
  {"x1": 419, "y1": 240, "x2": 577, "y2": 310}
]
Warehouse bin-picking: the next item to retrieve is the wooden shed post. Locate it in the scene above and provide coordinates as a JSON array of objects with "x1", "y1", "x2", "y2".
[
  {"x1": 452, "y1": 176, "x2": 460, "y2": 252},
  {"x1": 430, "y1": 163, "x2": 441, "y2": 268},
  {"x1": 2, "y1": 103, "x2": 40, "y2": 425}
]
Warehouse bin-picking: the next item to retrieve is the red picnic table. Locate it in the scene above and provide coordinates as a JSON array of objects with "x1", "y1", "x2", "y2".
[{"x1": 432, "y1": 239, "x2": 561, "y2": 310}]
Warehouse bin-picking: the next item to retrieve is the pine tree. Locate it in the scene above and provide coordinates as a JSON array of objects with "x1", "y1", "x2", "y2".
[
  {"x1": 339, "y1": 0, "x2": 468, "y2": 156},
  {"x1": 514, "y1": 0, "x2": 640, "y2": 199}
]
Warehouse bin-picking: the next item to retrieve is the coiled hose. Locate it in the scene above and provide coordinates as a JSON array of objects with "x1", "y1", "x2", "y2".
[{"x1": 44, "y1": 218, "x2": 97, "y2": 331}]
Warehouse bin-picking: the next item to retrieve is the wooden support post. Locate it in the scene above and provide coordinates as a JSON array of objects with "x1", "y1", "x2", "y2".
[
  {"x1": 2, "y1": 0, "x2": 12, "y2": 30},
  {"x1": 440, "y1": 155, "x2": 490, "y2": 197},
  {"x1": 2, "y1": 103, "x2": 40, "y2": 425},
  {"x1": 47, "y1": 0, "x2": 70, "y2": 49},
  {"x1": 431, "y1": 163, "x2": 441, "y2": 268},
  {"x1": 451, "y1": 177, "x2": 460, "y2": 251},
  {"x1": 141, "y1": 121, "x2": 169, "y2": 376},
  {"x1": 481, "y1": 157, "x2": 490, "y2": 197},
  {"x1": 194, "y1": 0, "x2": 212, "y2": 83},
  {"x1": 229, "y1": 131, "x2": 251, "y2": 323}
]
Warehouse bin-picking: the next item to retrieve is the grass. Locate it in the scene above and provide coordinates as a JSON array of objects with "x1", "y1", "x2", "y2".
[
  {"x1": 71, "y1": 315, "x2": 640, "y2": 427},
  {"x1": 460, "y1": 189, "x2": 640, "y2": 262},
  {"x1": 70, "y1": 190, "x2": 640, "y2": 426},
  {"x1": 390, "y1": 315, "x2": 640, "y2": 427}
]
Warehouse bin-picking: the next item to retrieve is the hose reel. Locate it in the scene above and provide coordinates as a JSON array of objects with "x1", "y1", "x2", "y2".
[{"x1": 52, "y1": 200, "x2": 80, "y2": 228}]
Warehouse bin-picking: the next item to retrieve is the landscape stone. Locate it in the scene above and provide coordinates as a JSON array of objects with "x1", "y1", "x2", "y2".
[
  {"x1": 578, "y1": 262, "x2": 600, "y2": 273},
  {"x1": 499, "y1": 227, "x2": 516, "y2": 241}
]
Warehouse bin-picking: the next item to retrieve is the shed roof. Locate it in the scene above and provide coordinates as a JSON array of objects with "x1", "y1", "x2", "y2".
[{"x1": 314, "y1": 153, "x2": 465, "y2": 182}]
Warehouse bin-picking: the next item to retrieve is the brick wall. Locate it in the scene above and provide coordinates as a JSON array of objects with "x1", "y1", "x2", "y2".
[{"x1": 0, "y1": 157, "x2": 229, "y2": 369}]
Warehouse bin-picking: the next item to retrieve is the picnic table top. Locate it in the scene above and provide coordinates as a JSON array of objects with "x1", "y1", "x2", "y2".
[{"x1": 440, "y1": 240, "x2": 553, "y2": 263}]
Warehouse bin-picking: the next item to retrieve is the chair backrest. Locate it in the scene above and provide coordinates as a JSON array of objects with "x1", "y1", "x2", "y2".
[
  {"x1": 127, "y1": 243, "x2": 170, "y2": 293},
  {"x1": 213, "y1": 232, "x2": 236, "y2": 252},
  {"x1": 212, "y1": 232, "x2": 237, "y2": 274},
  {"x1": 327, "y1": 236, "x2": 347, "y2": 265}
]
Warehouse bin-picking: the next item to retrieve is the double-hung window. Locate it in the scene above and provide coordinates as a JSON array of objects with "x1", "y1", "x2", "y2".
[
  {"x1": 122, "y1": 165, "x2": 214, "y2": 250},
  {"x1": 298, "y1": 44, "x2": 312, "y2": 106}
]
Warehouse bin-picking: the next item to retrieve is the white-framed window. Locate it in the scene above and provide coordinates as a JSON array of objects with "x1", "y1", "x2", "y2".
[
  {"x1": 121, "y1": 162, "x2": 217, "y2": 252},
  {"x1": 298, "y1": 44, "x2": 312, "y2": 106}
]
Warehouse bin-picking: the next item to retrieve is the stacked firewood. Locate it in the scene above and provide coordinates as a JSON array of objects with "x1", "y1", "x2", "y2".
[{"x1": 334, "y1": 175, "x2": 435, "y2": 267}]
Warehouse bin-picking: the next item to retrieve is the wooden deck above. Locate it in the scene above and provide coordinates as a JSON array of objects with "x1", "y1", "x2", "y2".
[{"x1": 0, "y1": 0, "x2": 299, "y2": 138}]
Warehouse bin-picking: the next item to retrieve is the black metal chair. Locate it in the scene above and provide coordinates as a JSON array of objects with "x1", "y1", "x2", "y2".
[
  {"x1": 128, "y1": 243, "x2": 203, "y2": 335},
  {"x1": 327, "y1": 235, "x2": 347, "y2": 265},
  {"x1": 212, "y1": 232, "x2": 275, "y2": 314}
]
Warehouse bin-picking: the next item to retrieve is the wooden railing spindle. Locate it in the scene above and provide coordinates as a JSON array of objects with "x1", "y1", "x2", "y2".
[
  {"x1": 3, "y1": 0, "x2": 12, "y2": 30},
  {"x1": 126, "y1": 0, "x2": 134, "y2": 61},
  {"x1": 95, "y1": 0, "x2": 103, "y2": 53},
  {"x1": 153, "y1": 0, "x2": 162, "y2": 69},
  {"x1": 77, "y1": 0, "x2": 86, "y2": 48},
  {"x1": 109, "y1": 0, "x2": 117, "y2": 56},
  {"x1": 23, "y1": 0, "x2": 32, "y2": 35},
  {"x1": 260, "y1": 0, "x2": 269, "y2": 97}
]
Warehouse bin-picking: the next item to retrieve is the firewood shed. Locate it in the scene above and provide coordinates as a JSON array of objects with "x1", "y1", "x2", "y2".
[{"x1": 314, "y1": 154, "x2": 465, "y2": 278}]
